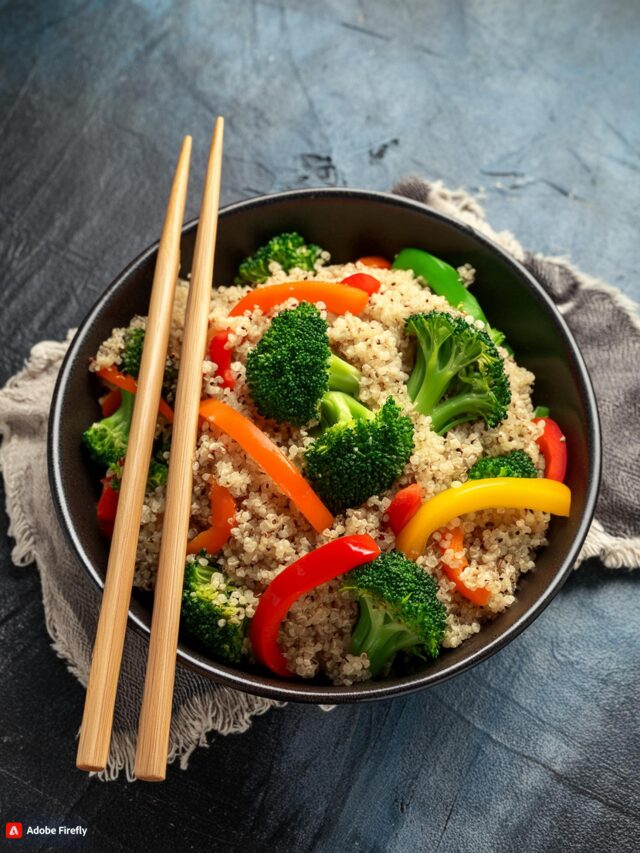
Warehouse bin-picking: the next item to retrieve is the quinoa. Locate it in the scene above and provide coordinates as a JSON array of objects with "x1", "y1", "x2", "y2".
[{"x1": 93, "y1": 258, "x2": 549, "y2": 685}]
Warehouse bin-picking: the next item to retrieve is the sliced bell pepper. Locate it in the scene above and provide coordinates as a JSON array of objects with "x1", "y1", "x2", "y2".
[
  {"x1": 199, "y1": 399, "x2": 334, "y2": 533},
  {"x1": 250, "y1": 534, "x2": 381, "y2": 676},
  {"x1": 99, "y1": 388, "x2": 122, "y2": 418},
  {"x1": 396, "y1": 477, "x2": 572, "y2": 561},
  {"x1": 228, "y1": 281, "x2": 368, "y2": 318},
  {"x1": 356, "y1": 256, "x2": 391, "y2": 269},
  {"x1": 208, "y1": 329, "x2": 235, "y2": 390},
  {"x1": 437, "y1": 526, "x2": 490, "y2": 606},
  {"x1": 341, "y1": 272, "x2": 381, "y2": 295},
  {"x1": 387, "y1": 483, "x2": 424, "y2": 535},
  {"x1": 533, "y1": 417, "x2": 567, "y2": 482},
  {"x1": 187, "y1": 481, "x2": 236, "y2": 555},
  {"x1": 96, "y1": 477, "x2": 119, "y2": 538},
  {"x1": 96, "y1": 366, "x2": 174, "y2": 423}
]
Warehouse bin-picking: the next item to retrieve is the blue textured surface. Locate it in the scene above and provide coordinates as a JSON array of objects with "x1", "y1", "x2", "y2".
[{"x1": 0, "y1": 2, "x2": 639, "y2": 851}]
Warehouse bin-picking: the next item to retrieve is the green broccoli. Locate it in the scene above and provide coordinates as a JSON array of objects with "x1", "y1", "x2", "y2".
[
  {"x1": 181, "y1": 553, "x2": 253, "y2": 664},
  {"x1": 246, "y1": 302, "x2": 361, "y2": 425},
  {"x1": 121, "y1": 326, "x2": 145, "y2": 377},
  {"x1": 467, "y1": 449, "x2": 537, "y2": 480},
  {"x1": 404, "y1": 311, "x2": 511, "y2": 435},
  {"x1": 343, "y1": 551, "x2": 446, "y2": 677},
  {"x1": 236, "y1": 232, "x2": 326, "y2": 285},
  {"x1": 83, "y1": 389, "x2": 135, "y2": 468},
  {"x1": 304, "y1": 392, "x2": 414, "y2": 514}
]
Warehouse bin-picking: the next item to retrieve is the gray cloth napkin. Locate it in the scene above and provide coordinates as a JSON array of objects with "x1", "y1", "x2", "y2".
[{"x1": 1, "y1": 180, "x2": 638, "y2": 782}]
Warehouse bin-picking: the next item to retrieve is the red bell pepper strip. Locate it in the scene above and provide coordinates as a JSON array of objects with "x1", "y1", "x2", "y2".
[
  {"x1": 437, "y1": 527, "x2": 490, "y2": 607},
  {"x1": 208, "y1": 329, "x2": 235, "y2": 390},
  {"x1": 341, "y1": 272, "x2": 381, "y2": 295},
  {"x1": 96, "y1": 477, "x2": 119, "y2": 538},
  {"x1": 356, "y1": 256, "x2": 391, "y2": 269},
  {"x1": 96, "y1": 365, "x2": 174, "y2": 423},
  {"x1": 99, "y1": 388, "x2": 121, "y2": 418},
  {"x1": 187, "y1": 481, "x2": 236, "y2": 555},
  {"x1": 533, "y1": 417, "x2": 567, "y2": 482},
  {"x1": 387, "y1": 484, "x2": 424, "y2": 535},
  {"x1": 250, "y1": 534, "x2": 381, "y2": 677}
]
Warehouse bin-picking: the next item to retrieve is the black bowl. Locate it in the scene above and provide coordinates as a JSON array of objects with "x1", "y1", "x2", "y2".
[{"x1": 48, "y1": 188, "x2": 601, "y2": 703}]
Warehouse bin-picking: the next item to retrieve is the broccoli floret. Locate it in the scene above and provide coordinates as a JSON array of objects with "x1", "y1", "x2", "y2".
[
  {"x1": 344, "y1": 551, "x2": 446, "y2": 677},
  {"x1": 235, "y1": 232, "x2": 326, "y2": 285},
  {"x1": 121, "y1": 327, "x2": 145, "y2": 377},
  {"x1": 246, "y1": 302, "x2": 361, "y2": 425},
  {"x1": 404, "y1": 311, "x2": 510, "y2": 435},
  {"x1": 181, "y1": 554, "x2": 253, "y2": 665},
  {"x1": 147, "y1": 458, "x2": 169, "y2": 488},
  {"x1": 304, "y1": 392, "x2": 414, "y2": 514},
  {"x1": 467, "y1": 449, "x2": 537, "y2": 480},
  {"x1": 83, "y1": 389, "x2": 135, "y2": 467}
]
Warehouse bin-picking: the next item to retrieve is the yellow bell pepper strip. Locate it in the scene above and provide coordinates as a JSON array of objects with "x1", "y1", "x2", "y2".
[
  {"x1": 186, "y1": 481, "x2": 236, "y2": 556},
  {"x1": 228, "y1": 281, "x2": 369, "y2": 317},
  {"x1": 396, "y1": 478, "x2": 572, "y2": 561},
  {"x1": 96, "y1": 365, "x2": 174, "y2": 423},
  {"x1": 199, "y1": 399, "x2": 334, "y2": 533},
  {"x1": 250, "y1": 534, "x2": 381, "y2": 677}
]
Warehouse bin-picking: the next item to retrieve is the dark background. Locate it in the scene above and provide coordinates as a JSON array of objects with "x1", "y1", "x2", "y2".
[{"x1": 1, "y1": 1, "x2": 639, "y2": 851}]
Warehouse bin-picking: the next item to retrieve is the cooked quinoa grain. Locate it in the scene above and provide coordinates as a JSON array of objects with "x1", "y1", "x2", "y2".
[{"x1": 93, "y1": 259, "x2": 549, "y2": 685}]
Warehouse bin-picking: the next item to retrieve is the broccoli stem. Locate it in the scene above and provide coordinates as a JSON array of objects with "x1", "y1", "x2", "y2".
[
  {"x1": 327, "y1": 353, "x2": 361, "y2": 396},
  {"x1": 430, "y1": 391, "x2": 490, "y2": 434},
  {"x1": 409, "y1": 336, "x2": 459, "y2": 415},
  {"x1": 319, "y1": 391, "x2": 374, "y2": 429},
  {"x1": 351, "y1": 595, "x2": 422, "y2": 677}
]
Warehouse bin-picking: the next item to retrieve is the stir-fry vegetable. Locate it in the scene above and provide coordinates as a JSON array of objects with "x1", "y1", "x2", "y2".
[
  {"x1": 467, "y1": 450, "x2": 537, "y2": 480},
  {"x1": 229, "y1": 281, "x2": 368, "y2": 318},
  {"x1": 250, "y1": 534, "x2": 381, "y2": 676},
  {"x1": 186, "y1": 481, "x2": 236, "y2": 556},
  {"x1": 404, "y1": 311, "x2": 510, "y2": 434},
  {"x1": 235, "y1": 232, "x2": 325, "y2": 285},
  {"x1": 199, "y1": 399, "x2": 334, "y2": 533},
  {"x1": 83, "y1": 388, "x2": 135, "y2": 468},
  {"x1": 437, "y1": 527, "x2": 490, "y2": 606},
  {"x1": 99, "y1": 388, "x2": 121, "y2": 418},
  {"x1": 356, "y1": 255, "x2": 391, "y2": 269},
  {"x1": 208, "y1": 329, "x2": 235, "y2": 390},
  {"x1": 245, "y1": 302, "x2": 360, "y2": 426},
  {"x1": 393, "y1": 248, "x2": 506, "y2": 346},
  {"x1": 344, "y1": 550, "x2": 446, "y2": 676},
  {"x1": 96, "y1": 366, "x2": 174, "y2": 423},
  {"x1": 305, "y1": 393, "x2": 414, "y2": 514},
  {"x1": 96, "y1": 477, "x2": 119, "y2": 538},
  {"x1": 387, "y1": 484, "x2": 424, "y2": 535},
  {"x1": 341, "y1": 272, "x2": 381, "y2": 295},
  {"x1": 396, "y1": 478, "x2": 572, "y2": 560},
  {"x1": 533, "y1": 416, "x2": 567, "y2": 482}
]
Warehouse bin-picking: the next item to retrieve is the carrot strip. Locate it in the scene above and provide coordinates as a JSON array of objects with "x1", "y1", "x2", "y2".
[
  {"x1": 99, "y1": 388, "x2": 122, "y2": 418},
  {"x1": 356, "y1": 256, "x2": 391, "y2": 269},
  {"x1": 96, "y1": 366, "x2": 174, "y2": 423},
  {"x1": 228, "y1": 281, "x2": 368, "y2": 317},
  {"x1": 187, "y1": 481, "x2": 236, "y2": 555},
  {"x1": 199, "y1": 399, "x2": 334, "y2": 533},
  {"x1": 437, "y1": 527, "x2": 490, "y2": 607}
]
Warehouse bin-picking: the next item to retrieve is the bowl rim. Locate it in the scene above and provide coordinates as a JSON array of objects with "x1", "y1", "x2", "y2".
[{"x1": 48, "y1": 186, "x2": 601, "y2": 703}]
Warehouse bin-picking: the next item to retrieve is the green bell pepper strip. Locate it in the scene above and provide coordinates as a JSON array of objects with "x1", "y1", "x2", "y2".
[
  {"x1": 533, "y1": 405, "x2": 550, "y2": 418},
  {"x1": 392, "y1": 248, "x2": 508, "y2": 350}
]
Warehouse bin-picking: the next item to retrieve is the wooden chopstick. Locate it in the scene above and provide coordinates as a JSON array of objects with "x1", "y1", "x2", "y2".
[
  {"x1": 134, "y1": 118, "x2": 224, "y2": 781},
  {"x1": 76, "y1": 136, "x2": 192, "y2": 772}
]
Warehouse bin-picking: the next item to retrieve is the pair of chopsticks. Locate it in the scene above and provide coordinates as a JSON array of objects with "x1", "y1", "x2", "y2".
[{"x1": 76, "y1": 119, "x2": 224, "y2": 781}]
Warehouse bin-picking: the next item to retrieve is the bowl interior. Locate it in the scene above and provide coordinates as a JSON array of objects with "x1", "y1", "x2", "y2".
[{"x1": 49, "y1": 189, "x2": 600, "y2": 702}]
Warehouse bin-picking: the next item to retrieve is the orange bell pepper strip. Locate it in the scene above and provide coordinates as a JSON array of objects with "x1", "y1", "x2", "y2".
[
  {"x1": 187, "y1": 481, "x2": 236, "y2": 555},
  {"x1": 96, "y1": 365, "x2": 174, "y2": 423},
  {"x1": 437, "y1": 527, "x2": 490, "y2": 606},
  {"x1": 228, "y1": 281, "x2": 368, "y2": 317},
  {"x1": 356, "y1": 256, "x2": 392, "y2": 269},
  {"x1": 250, "y1": 534, "x2": 381, "y2": 677},
  {"x1": 199, "y1": 399, "x2": 334, "y2": 533}
]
